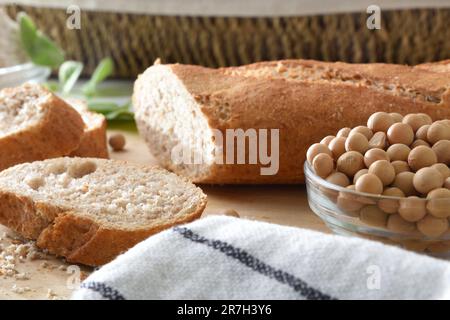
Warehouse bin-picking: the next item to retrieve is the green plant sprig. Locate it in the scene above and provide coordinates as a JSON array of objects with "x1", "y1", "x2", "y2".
[
  {"x1": 88, "y1": 101, "x2": 134, "y2": 121},
  {"x1": 18, "y1": 12, "x2": 64, "y2": 68},
  {"x1": 18, "y1": 12, "x2": 133, "y2": 122},
  {"x1": 82, "y1": 58, "x2": 114, "y2": 97}
]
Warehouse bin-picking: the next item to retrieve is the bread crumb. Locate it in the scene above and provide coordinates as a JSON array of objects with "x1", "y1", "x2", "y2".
[
  {"x1": 0, "y1": 238, "x2": 47, "y2": 280},
  {"x1": 27, "y1": 249, "x2": 46, "y2": 261},
  {"x1": 14, "y1": 272, "x2": 29, "y2": 280},
  {"x1": 46, "y1": 289, "x2": 55, "y2": 298},
  {"x1": 46, "y1": 289, "x2": 64, "y2": 300},
  {"x1": 11, "y1": 284, "x2": 31, "y2": 294},
  {"x1": 57, "y1": 265, "x2": 67, "y2": 271},
  {"x1": 39, "y1": 261, "x2": 57, "y2": 270},
  {"x1": 1, "y1": 230, "x2": 72, "y2": 299},
  {"x1": 80, "y1": 271, "x2": 88, "y2": 281}
]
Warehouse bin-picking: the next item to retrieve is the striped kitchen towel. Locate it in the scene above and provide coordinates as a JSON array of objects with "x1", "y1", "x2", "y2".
[{"x1": 72, "y1": 216, "x2": 450, "y2": 300}]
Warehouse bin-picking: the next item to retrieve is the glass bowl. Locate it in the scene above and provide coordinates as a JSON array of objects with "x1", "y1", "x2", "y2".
[
  {"x1": 305, "y1": 162, "x2": 450, "y2": 257},
  {"x1": 0, "y1": 63, "x2": 51, "y2": 89}
]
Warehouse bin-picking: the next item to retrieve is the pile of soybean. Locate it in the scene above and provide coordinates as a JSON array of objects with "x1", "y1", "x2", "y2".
[{"x1": 307, "y1": 112, "x2": 450, "y2": 239}]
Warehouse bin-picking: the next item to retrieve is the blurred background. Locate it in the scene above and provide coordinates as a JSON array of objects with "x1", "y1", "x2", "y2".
[{"x1": 2, "y1": 0, "x2": 450, "y2": 78}]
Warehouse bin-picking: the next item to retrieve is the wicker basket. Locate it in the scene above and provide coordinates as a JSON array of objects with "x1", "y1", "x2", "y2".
[{"x1": 5, "y1": 5, "x2": 450, "y2": 78}]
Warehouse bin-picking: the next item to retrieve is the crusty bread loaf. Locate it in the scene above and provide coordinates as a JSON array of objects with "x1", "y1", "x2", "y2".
[
  {"x1": 67, "y1": 99, "x2": 109, "y2": 158},
  {"x1": 0, "y1": 84, "x2": 85, "y2": 171},
  {"x1": 133, "y1": 59, "x2": 450, "y2": 184},
  {"x1": 0, "y1": 157, "x2": 206, "y2": 266}
]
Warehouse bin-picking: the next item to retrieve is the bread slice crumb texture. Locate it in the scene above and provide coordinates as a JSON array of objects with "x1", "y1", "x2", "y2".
[
  {"x1": 68, "y1": 98, "x2": 105, "y2": 133},
  {"x1": 0, "y1": 84, "x2": 85, "y2": 171},
  {"x1": 0, "y1": 158, "x2": 206, "y2": 265},
  {"x1": 0, "y1": 157, "x2": 206, "y2": 229},
  {"x1": 0, "y1": 84, "x2": 49, "y2": 136},
  {"x1": 133, "y1": 64, "x2": 216, "y2": 181}
]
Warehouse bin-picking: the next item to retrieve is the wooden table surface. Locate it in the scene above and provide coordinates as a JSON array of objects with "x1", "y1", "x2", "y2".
[{"x1": 0, "y1": 127, "x2": 327, "y2": 300}]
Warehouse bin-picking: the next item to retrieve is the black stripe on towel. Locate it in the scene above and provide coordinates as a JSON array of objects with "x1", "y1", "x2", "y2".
[
  {"x1": 173, "y1": 227, "x2": 336, "y2": 300},
  {"x1": 81, "y1": 281, "x2": 126, "y2": 300}
]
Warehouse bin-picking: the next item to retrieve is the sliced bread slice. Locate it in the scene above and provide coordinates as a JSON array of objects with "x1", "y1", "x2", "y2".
[
  {"x1": 0, "y1": 84, "x2": 85, "y2": 171},
  {"x1": 67, "y1": 99, "x2": 109, "y2": 158},
  {"x1": 0, "y1": 157, "x2": 207, "y2": 266}
]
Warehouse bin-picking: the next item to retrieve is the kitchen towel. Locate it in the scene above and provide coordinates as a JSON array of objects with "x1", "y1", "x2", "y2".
[{"x1": 72, "y1": 216, "x2": 450, "y2": 300}]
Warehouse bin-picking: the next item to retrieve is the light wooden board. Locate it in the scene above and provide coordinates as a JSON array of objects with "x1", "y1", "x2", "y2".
[{"x1": 0, "y1": 128, "x2": 326, "y2": 300}]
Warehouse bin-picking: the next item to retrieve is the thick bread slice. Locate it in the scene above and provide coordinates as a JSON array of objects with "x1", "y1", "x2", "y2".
[
  {"x1": 0, "y1": 157, "x2": 207, "y2": 266},
  {"x1": 0, "y1": 84, "x2": 84, "y2": 171},
  {"x1": 67, "y1": 99, "x2": 109, "y2": 158},
  {"x1": 133, "y1": 59, "x2": 450, "y2": 184}
]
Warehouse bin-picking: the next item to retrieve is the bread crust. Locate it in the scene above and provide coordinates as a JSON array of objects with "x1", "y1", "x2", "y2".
[
  {"x1": 67, "y1": 99, "x2": 109, "y2": 159},
  {"x1": 70, "y1": 110, "x2": 109, "y2": 158},
  {"x1": 0, "y1": 185, "x2": 206, "y2": 266},
  {"x1": 134, "y1": 59, "x2": 450, "y2": 184},
  {"x1": 0, "y1": 92, "x2": 85, "y2": 171},
  {"x1": 415, "y1": 60, "x2": 450, "y2": 73}
]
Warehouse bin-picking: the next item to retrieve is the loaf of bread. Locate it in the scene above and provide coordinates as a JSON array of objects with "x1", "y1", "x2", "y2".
[
  {"x1": 133, "y1": 59, "x2": 450, "y2": 184},
  {"x1": 0, "y1": 157, "x2": 207, "y2": 266},
  {"x1": 68, "y1": 99, "x2": 109, "y2": 159},
  {"x1": 0, "y1": 84, "x2": 85, "y2": 171}
]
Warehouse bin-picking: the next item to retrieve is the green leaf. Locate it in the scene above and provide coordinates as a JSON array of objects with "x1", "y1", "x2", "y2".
[
  {"x1": 18, "y1": 12, "x2": 36, "y2": 50},
  {"x1": 58, "y1": 61, "x2": 83, "y2": 94},
  {"x1": 87, "y1": 100, "x2": 134, "y2": 121},
  {"x1": 41, "y1": 81, "x2": 59, "y2": 92},
  {"x1": 82, "y1": 58, "x2": 114, "y2": 96},
  {"x1": 105, "y1": 108, "x2": 134, "y2": 121},
  {"x1": 87, "y1": 101, "x2": 121, "y2": 114},
  {"x1": 18, "y1": 12, "x2": 64, "y2": 68}
]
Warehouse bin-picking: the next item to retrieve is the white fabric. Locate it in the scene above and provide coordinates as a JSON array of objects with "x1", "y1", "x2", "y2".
[{"x1": 72, "y1": 216, "x2": 450, "y2": 300}]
